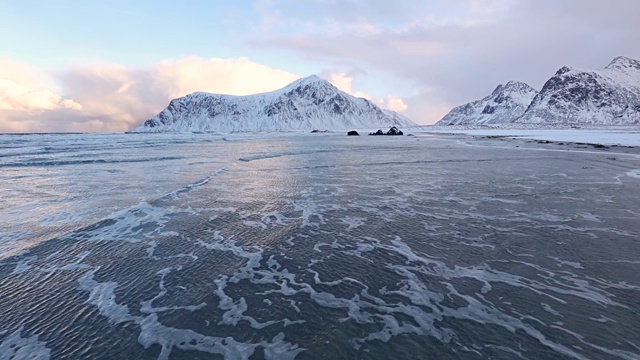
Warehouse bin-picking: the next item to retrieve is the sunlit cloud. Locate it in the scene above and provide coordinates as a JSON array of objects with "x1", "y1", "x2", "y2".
[
  {"x1": 0, "y1": 59, "x2": 82, "y2": 112},
  {"x1": 0, "y1": 56, "x2": 412, "y2": 133},
  {"x1": 154, "y1": 56, "x2": 300, "y2": 99},
  {"x1": 321, "y1": 71, "x2": 409, "y2": 113},
  {"x1": 0, "y1": 57, "x2": 300, "y2": 133},
  {"x1": 252, "y1": 0, "x2": 640, "y2": 124}
]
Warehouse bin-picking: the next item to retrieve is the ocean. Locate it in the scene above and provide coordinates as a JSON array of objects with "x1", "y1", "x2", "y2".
[{"x1": 1, "y1": 132, "x2": 639, "y2": 359}]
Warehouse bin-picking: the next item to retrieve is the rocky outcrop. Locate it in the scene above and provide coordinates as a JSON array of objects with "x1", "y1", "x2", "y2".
[{"x1": 369, "y1": 126, "x2": 404, "y2": 135}]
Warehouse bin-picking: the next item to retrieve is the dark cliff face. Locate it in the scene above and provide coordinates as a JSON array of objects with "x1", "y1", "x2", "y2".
[{"x1": 540, "y1": 72, "x2": 615, "y2": 108}]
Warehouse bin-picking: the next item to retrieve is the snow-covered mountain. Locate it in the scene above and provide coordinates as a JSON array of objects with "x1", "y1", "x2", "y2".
[
  {"x1": 435, "y1": 81, "x2": 538, "y2": 125},
  {"x1": 131, "y1": 75, "x2": 416, "y2": 132},
  {"x1": 516, "y1": 56, "x2": 640, "y2": 125}
]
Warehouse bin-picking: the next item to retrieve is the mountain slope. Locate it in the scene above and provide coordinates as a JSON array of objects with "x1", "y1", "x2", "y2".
[
  {"x1": 436, "y1": 81, "x2": 538, "y2": 125},
  {"x1": 516, "y1": 56, "x2": 640, "y2": 125},
  {"x1": 131, "y1": 75, "x2": 416, "y2": 132}
]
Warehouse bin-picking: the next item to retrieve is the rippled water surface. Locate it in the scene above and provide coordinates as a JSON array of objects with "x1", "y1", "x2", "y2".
[{"x1": 1, "y1": 132, "x2": 639, "y2": 359}]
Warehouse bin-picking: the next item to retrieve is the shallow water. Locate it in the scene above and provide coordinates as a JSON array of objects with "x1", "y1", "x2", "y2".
[{"x1": 1, "y1": 132, "x2": 639, "y2": 359}]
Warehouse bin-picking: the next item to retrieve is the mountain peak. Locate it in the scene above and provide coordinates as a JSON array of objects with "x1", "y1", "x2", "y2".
[
  {"x1": 132, "y1": 74, "x2": 416, "y2": 132},
  {"x1": 284, "y1": 75, "x2": 332, "y2": 90},
  {"x1": 493, "y1": 81, "x2": 536, "y2": 95},
  {"x1": 555, "y1": 66, "x2": 573, "y2": 76},
  {"x1": 605, "y1": 56, "x2": 640, "y2": 71},
  {"x1": 504, "y1": 80, "x2": 529, "y2": 88},
  {"x1": 516, "y1": 56, "x2": 640, "y2": 125},
  {"x1": 437, "y1": 81, "x2": 538, "y2": 126}
]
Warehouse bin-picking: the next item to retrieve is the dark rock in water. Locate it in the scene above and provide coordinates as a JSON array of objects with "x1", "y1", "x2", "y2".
[
  {"x1": 347, "y1": 130, "x2": 360, "y2": 136},
  {"x1": 369, "y1": 127, "x2": 404, "y2": 136},
  {"x1": 386, "y1": 126, "x2": 403, "y2": 135},
  {"x1": 311, "y1": 129, "x2": 329, "y2": 133}
]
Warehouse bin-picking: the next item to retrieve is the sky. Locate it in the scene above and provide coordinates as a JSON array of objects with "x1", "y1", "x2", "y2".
[{"x1": 1, "y1": 0, "x2": 639, "y2": 132}]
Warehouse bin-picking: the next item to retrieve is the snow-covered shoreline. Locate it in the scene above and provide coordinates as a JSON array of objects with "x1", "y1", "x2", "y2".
[{"x1": 413, "y1": 125, "x2": 640, "y2": 147}]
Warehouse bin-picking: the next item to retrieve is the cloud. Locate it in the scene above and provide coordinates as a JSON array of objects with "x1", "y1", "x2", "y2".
[
  {"x1": 0, "y1": 56, "x2": 409, "y2": 132},
  {"x1": 154, "y1": 56, "x2": 299, "y2": 99},
  {"x1": 0, "y1": 79, "x2": 82, "y2": 111},
  {"x1": 320, "y1": 70, "x2": 409, "y2": 113},
  {"x1": 0, "y1": 57, "x2": 300, "y2": 133},
  {"x1": 0, "y1": 59, "x2": 82, "y2": 112},
  {"x1": 251, "y1": 0, "x2": 640, "y2": 124}
]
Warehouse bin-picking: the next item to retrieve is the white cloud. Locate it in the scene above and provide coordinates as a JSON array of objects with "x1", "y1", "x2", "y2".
[
  {"x1": 0, "y1": 56, "x2": 300, "y2": 133},
  {"x1": 154, "y1": 56, "x2": 299, "y2": 99},
  {"x1": 321, "y1": 71, "x2": 410, "y2": 114},
  {"x1": 385, "y1": 96, "x2": 408, "y2": 112},
  {"x1": 2, "y1": 57, "x2": 411, "y2": 132},
  {"x1": 253, "y1": 0, "x2": 640, "y2": 124},
  {"x1": 323, "y1": 72, "x2": 355, "y2": 93},
  {"x1": 0, "y1": 58, "x2": 82, "y2": 112}
]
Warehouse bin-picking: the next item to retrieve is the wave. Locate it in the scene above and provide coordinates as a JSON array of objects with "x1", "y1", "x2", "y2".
[{"x1": 0, "y1": 156, "x2": 187, "y2": 168}]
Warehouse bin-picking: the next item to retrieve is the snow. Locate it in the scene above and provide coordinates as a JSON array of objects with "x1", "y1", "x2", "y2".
[
  {"x1": 516, "y1": 56, "x2": 640, "y2": 125},
  {"x1": 436, "y1": 81, "x2": 537, "y2": 125},
  {"x1": 421, "y1": 126, "x2": 640, "y2": 146},
  {"x1": 437, "y1": 56, "x2": 640, "y2": 127},
  {"x1": 0, "y1": 326, "x2": 51, "y2": 360},
  {"x1": 132, "y1": 75, "x2": 416, "y2": 133}
]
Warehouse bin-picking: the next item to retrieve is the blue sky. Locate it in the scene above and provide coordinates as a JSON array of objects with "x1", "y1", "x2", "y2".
[
  {"x1": 1, "y1": 1, "x2": 257, "y2": 65},
  {"x1": 1, "y1": 0, "x2": 639, "y2": 132}
]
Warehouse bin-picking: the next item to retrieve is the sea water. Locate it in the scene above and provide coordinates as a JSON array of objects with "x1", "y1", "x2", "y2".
[{"x1": 0, "y1": 132, "x2": 639, "y2": 359}]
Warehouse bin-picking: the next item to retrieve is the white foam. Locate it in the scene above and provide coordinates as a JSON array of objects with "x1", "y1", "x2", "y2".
[
  {"x1": 140, "y1": 266, "x2": 207, "y2": 313},
  {"x1": 12, "y1": 255, "x2": 37, "y2": 274},
  {"x1": 77, "y1": 264, "x2": 303, "y2": 359},
  {"x1": 340, "y1": 216, "x2": 366, "y2": 230},
  {"x1": 627, "y1": 169, "x2": 640, "y2": 179},
  {"x1": 541, "y1": 303, "x2": 563, "y2": 317},
  {"x1": 138, "y1": 313, "x2": 258, "y2": 360},
  {"x1": 578, "y1": 212, "x2": 601, "y2": 222},
  {"x1": 484, "y1": 344, "x2": 527, "y2": 359},
  {"x1": 589, "y1": 315, "x2": 615, "y2": 323},
  {"x1": 550, "y1": 325, "x2": 640, "y2": 360},
  {"x1": 43, "y1": 251, "x2": 92, "y2": 273},
  {"x1": 262, "y1": 333, "x2": 304, "y2": 360},
  {"x1": 288, "y1": 300, "x2": 301, "y2": 313},
  {"x1": 77, "y1": 268, "x2": 135, "y2": 325},
  {"x1": 0, "y1": 326, "x2": 51, "y2": 360},
  {"x1": 548, "y1": 256, "x2": 584, "y2": 269},
  {"x1": 287, "y1": 198, "x2": 325, "y2": 227}
]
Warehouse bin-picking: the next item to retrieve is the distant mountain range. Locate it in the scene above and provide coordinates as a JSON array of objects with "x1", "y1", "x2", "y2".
[
  {"x1": 132, "y1": 75, "x2": 416, "y2": 133},
  {"x1": 437, "y1": 56, "x2": 640, "y2": 126}
]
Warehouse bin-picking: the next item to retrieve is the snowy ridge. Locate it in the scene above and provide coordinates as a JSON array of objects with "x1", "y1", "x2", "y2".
[
  {"x1": 516, "y1": 56, "x2": 640, "y2": 125},
  {"x1": 436, "y1": 81, "x2": 538, "y2": 125},
  {"x1": 132, "y1": 75, "x2": 416, "y2": 132},
  {"x1": 437, "y1": 56, "x2": 640, "y2": 126}
]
